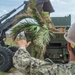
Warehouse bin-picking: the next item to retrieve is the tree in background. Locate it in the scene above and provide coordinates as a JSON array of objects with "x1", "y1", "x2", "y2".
[{"x1": 11, "y1": 0, "x2": 54, "y2": 59}]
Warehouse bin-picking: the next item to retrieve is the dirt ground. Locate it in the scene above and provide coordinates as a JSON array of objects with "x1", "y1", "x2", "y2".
[{"x1": 5, "y1": 68, "x2": 23, "y2": 75}]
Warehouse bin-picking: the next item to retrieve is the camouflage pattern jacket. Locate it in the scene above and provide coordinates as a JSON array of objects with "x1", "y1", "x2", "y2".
[{"x1": 13, "y1": 47, "x2": 75, "y2": 75}]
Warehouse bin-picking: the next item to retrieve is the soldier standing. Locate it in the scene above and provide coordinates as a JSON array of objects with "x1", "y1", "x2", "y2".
[{"x1": 13, "y1": 23, "x2": 75, "y2": 75}]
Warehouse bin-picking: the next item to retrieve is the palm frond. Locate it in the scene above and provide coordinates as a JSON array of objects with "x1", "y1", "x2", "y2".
[
  {"x1": 34, "y1": 28, "x2": 54, "y2": 48},
  {"x1": 41, "y1": 11, "x2": 54, "y2": 27},
  {"x1": 29, "y1": 25, "x2": 40, "y2": 34},
  {"x1": 11, "y1": 22, "x2": 41, "y2": 40},
  {"x1": 29, "y1": 0, "x2": 46, "y2": 26},
  {"x1": 11, "y1": 0, "x2": 55, "y2": 59}
]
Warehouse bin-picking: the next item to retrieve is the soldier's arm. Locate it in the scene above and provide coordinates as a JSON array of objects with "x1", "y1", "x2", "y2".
[
  {"x1": 13, "y1": 40, "x2": 31, "y2": 74},
  {"x1": 13, "y1": 46, "x2": 31, "y2": 74},
  {"x1": 13, "y1": 40, "x2": 57, "y2": 74},
  {"x1": 13, "y1": 46, "x2": 55, "y2": 74}
]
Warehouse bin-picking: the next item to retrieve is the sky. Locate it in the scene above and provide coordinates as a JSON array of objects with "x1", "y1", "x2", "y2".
[
  {"x1": 0, "y1": 0, "x2": 75, "y2": 25},
  {"x1": 50, "y1": 0, "x2": 75, "y2": 24}
]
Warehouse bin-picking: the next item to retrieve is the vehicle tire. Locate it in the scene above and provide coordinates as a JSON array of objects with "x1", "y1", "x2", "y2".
[{"x1": 0, "y1": 46, "x2": 13, "y2": 71}]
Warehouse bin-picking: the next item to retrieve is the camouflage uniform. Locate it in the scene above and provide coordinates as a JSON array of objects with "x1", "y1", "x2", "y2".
[{"x1": 13, "y1": 47, "x2": 75, "y2": 75}]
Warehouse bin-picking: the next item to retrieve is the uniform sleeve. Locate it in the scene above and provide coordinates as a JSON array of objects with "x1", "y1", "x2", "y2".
[
  {"x1": 13, "y1": 47, "x2": 60, "y2": 75},
  {"x1": 13, "y1": 47, "x2": 55, "y2": 74},
  {"x1": 13, "y1": 47, "x2": 31, "y2": 74}
]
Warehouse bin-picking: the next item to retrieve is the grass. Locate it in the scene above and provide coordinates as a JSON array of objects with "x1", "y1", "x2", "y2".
[
  {"x1": 0, "y1": 71, "x2": 5, "y2": 75},
  {"x1": 5, "y1": 38, "x2": 17, "y2": 46},
  {"x1": 5, "y1": 37, "x2": 25, "y2": 46}
]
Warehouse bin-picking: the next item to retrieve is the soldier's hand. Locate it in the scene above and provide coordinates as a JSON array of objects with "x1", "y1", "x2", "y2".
[
  {"x1": 49, "y1": 27, "x2": 58, "y2": 32},
  {"x1": 17, "y1": 40, "x2": 31, "y2": 48}
]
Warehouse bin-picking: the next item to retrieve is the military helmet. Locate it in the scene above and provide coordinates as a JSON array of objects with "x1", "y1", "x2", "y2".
[{"x1": 64, "y1": 23, "x2": 75, "y2": 45}]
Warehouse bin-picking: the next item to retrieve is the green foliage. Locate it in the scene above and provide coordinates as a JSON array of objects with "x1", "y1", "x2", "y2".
[
  {"x1": 11, "y1": 0, "x2": 54, "y2": 59},
  {"x1": 41, "y1": 12, "x2": 50, "y2": 19},
  {"x1": 34, "y1": 26, "x2": 53, "y2": 48},
  {"x1": 41, "y1": 11, "x2": 54, "y2": 27},
  {"x1": 11, "y1": 22, "x2": 41, "y2": 40},
  {"x1": 0, "y1": 71, "x2": 5, "y2": 75},
  {"x1": 29, "y1": 0, "x2": 36, "y2": 8},
  {"x1": 29, "y1": 0, "x2": 45, "y2": 26}
]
